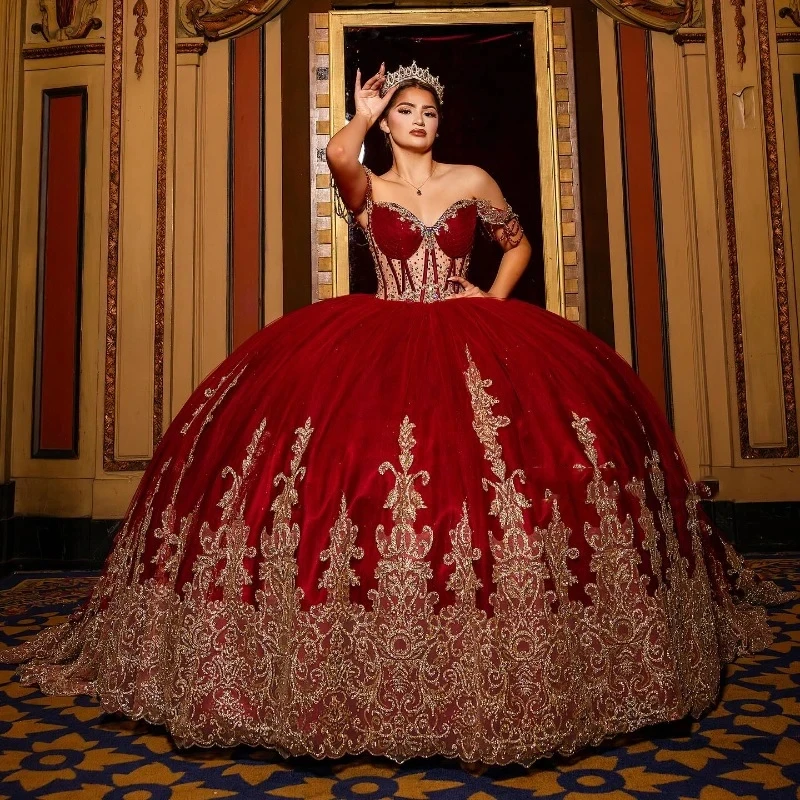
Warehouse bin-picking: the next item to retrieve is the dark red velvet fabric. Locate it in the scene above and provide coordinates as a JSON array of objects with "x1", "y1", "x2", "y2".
[{"x1": 117, "y1": 290, "x2": 716, "y2": 615}]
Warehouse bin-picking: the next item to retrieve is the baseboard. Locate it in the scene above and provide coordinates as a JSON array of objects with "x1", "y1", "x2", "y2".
[
  {"x1": 0, "y1": 516, "x2": 120, "y2": 575},
  {"x1": 0, "y1": 481, "x2": 14, "y2": 521},
  {"x1": 703, "y1": 500, "x2": 800, "y2": 554}
]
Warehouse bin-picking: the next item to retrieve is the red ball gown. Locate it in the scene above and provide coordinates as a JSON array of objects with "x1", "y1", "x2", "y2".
[{"x1": 1, "y1": 177, "x2": 793, "y2": 765}]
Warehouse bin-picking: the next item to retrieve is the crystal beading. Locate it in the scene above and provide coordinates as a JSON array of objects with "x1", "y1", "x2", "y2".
[{"x1": 381, "y1": 61, "x2": 444, "y2": 104}]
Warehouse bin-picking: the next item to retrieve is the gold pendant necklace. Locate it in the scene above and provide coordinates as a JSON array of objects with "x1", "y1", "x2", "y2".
[{"x1": 391, "y1": 163, "x2": 437, "y2": 196}]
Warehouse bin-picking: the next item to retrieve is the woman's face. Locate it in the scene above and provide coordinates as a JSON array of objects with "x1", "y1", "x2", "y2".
[{"x1": 379, "y1": 85, "x2": 440, "y2": 152}]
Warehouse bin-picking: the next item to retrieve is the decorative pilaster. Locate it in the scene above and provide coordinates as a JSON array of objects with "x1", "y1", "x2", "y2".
[{"x1": 710, "y1": 0, "x2": 798, "y2": 458}]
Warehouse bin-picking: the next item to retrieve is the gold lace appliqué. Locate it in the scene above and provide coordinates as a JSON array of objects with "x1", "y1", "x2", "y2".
[{"x1": 1, "y1": 350, "x2": 787, "y2": 765}]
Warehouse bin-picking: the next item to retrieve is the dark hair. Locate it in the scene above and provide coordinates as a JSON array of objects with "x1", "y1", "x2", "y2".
[{"x1": 378, "y1": 78, "x2": 443, "y2": 125}]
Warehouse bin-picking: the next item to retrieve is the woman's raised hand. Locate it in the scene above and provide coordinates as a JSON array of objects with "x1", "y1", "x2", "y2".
[
  {"x1": 446, "y1": 276, "x2": 503, "y2": 300},
  {"x1": 354, "y1": 63, "x2": 396, "y2": 125}
]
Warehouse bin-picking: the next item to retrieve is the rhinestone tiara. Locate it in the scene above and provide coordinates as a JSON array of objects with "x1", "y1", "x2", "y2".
[{"x1": 380, "y1": 61, "x2": 444, "y2": 104}]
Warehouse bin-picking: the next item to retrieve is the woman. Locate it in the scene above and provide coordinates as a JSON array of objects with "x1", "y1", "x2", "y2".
[{"x1": 1, "y1": 62, "x2": 792, "y2": 766}]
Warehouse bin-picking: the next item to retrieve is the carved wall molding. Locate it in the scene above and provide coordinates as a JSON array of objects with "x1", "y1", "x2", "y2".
[
  {"x1": 153, "y1": 0, "x2": 169, "y2": 447},
  {"x1": 674, "y1": 30, "x2": 707, "y2": 42},
  {"x1": 776, "y1": 29, "x2": 800, "y2": 39},
  {"x1": 133, "y1": 0, "x2": 147, "y2": 78},
  {"x1": 588, "y1": 0, "x2": 701, "y2": 33},
  {"x1": 22, "y1": 42, "x2": 105, "y2": 58},
  {"x1": 31, "y1": 0, "x2": 102, "y2": 42},
  {"x1": 103, "y1": 0, "x2": 168, "y2": 471},
  {"x1": 176, "y1": 39, "x2": 208, "y2": 53},
  {"x1": 730, "y1": 0, "x2": 746, "y2": 67},
  {"x1": 178, "y1": 0, "x2": 289, "y2": 40}
]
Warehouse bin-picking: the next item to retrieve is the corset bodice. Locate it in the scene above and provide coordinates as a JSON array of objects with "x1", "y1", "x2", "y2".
[{"x1": 362, "y1": 169, "x2": 517, "y2": 303}]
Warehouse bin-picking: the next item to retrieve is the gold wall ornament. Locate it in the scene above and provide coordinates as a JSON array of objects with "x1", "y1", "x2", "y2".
[
  {"x1": 777, "y1": 0, "x2": 800, "y2": 25},
  {"x1": 133, "y1": 0, "x2": 147, "y2": 79},
  {"x1": 588, "y1": 0, "x2": 701, "y2": 33},
  {"x1": 31, "y1": 0, "x2": 102, "y2": 42},
  {"x1": 731, "y1": 0, "x2": 746, "y2": 67}
]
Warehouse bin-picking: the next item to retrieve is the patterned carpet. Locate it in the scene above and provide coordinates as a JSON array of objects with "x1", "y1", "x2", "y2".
[{"x1": 0, "y1": 560, "x2": 798, "y2": 800}]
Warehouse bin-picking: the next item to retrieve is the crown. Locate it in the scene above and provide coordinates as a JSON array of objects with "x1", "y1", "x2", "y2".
[{"x1": 381, "y1": 61, "x2": 444, "y2": 104}]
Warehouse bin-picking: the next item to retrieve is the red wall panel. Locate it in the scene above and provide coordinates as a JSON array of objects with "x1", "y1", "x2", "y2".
[
  {"x1": 617, "y1": 25, "x2": 671, "y2": 421},
  {"x1": 33, "y1": 88, "x2": 86, "y2": 457}
]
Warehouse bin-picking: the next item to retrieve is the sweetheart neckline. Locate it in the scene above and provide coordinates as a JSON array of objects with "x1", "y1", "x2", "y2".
[{"x1": 370, "y1": 198, "x2": 480, "y2": 230}]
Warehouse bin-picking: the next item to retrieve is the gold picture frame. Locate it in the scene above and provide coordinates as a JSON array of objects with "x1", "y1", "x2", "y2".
[{"x1": 310, "y1": 8, "x2": 585, "y2": 323}]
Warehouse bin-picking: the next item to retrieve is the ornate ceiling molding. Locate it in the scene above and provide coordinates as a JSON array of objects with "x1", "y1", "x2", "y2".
[{"x1": 177, "y1": 0, "x2": 702, "y2": 40}]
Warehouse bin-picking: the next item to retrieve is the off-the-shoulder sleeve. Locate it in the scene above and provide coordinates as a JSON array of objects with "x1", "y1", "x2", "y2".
[
  {"x1": 476, "y1": 200, "x2": 524, "y2": 248},
  {"x1": 333, "y1": 165, "x2": 372, "y2": 222}
]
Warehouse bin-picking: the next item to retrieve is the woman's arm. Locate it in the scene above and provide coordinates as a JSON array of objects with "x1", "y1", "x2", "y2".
[
  {"x1": 326, "y1": 64, "x2": 395, "y2": 215},
  {"x1": 449, "y1": 167, "x2": 532, "y2": 300}
]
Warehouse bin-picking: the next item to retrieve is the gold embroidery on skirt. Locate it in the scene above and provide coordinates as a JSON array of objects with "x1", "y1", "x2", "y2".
[{"x1": 0, "y1": 351, "x2": 787, "y2": 764}]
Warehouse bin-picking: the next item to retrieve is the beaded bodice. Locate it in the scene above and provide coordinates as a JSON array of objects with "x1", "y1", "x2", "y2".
[{"x1": 363, "y1": 171, "x2": 519, "y2": 303}]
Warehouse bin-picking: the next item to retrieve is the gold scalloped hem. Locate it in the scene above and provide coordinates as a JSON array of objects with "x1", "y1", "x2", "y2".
[
  {"x1": 1, "y1": 587, "x2": 777, "y2": 767},
  {"x1": 47, "y1": 692, "x2": 708, "y2": 767},
  {"x1": 0, "y1": 640, "x2": 760, "y2": 768}
]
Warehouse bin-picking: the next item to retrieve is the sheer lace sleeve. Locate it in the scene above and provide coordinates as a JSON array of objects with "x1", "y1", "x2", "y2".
[{"x1": 476, "y1": 200, "x2": 524, "y2": 249}]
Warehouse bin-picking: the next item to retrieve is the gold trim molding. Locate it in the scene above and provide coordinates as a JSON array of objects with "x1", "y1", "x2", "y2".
[{"x1": 22, "y1": 42, "x2": 105, "y2": 58}]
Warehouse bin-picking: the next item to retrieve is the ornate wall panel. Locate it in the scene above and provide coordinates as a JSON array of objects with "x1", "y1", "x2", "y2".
[
  {"x1": 11, "y1": 62, "x2": 104, "y2": 516},
  {"x1": 674, "y1": 35, "x2": 734, "y2": 475},
  {"x1": 103, "y1": 0, "x2": 171, "y2": 471},
  {"x1": 617, "y1": 24, "x2": 673, "y2": 421},
  {"x1": 711, "y1": 0, "x2": 798, "y2": 458},
  {"x1": 774, "y1": 36, "x2": 800, "y2": 462},
  {"x1": 228, "y1": 26, "x2": 265, "y2": 351}
]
